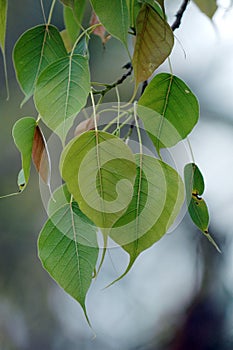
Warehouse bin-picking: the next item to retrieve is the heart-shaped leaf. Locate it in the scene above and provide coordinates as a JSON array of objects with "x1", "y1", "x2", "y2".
[
  {"x1": 110, "y1": 154, "x2": 184, "y2": 283},
  {"x1": 38, "y1": 198, "x2": 99, "y2": 325},
  {"x1": 90, "y1": 0, "x2": 129, "y2": 45},
  {"x1": 60, "y1": 130, "x2": 137, "y2": 230},
  {"x1": 13, "y1": 25, "x2": 67, "y2": 104},
  {"x1": 138, "y1": 73, "x2": 199, "y2": 152},
  {"x1": 34, "y1": 54, "x2": 90, "y2": 141},
  {"x1": 132, "y1": 4, "x2": 174, "y2": 85}
]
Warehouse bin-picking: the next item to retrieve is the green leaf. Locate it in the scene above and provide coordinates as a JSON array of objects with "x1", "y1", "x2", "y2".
[
  {"x1": 193, "y1": 0, "x2": 217, "y2": 19},
  {"x1": 184, "y1": 163, "x2": 204, "y2": 200},
  {"x1": 34, "y1": 54, "x2": 90, "y2": 141},
  {"x1": 0, "y1": 0, "x2": 7, "y2": 52},
  {"x1": 138, "y1": 73, "x2": 199, "y2": 152},
  {"x1": 90, "y1": 0, "x2": 129, "y2": 45},
  {"x1": 38, "y1": 201, "x2": 99, "y2": 325},
  {"x1": 13, "y1": 25, "x2": 67, "y2": 104},
  {"x1": 132, "y1": 4, "x2": 174, "y2": 85},
  {"x1": 64, "y1": 0, "x2": 86, "y2": 44},
  {"x1": 12, "y1": 117, "x2": 37, "y2": 187},
  {"x1": 60, "y1": 130, "x2": 137, "y2": 229},
  {"x1": 184, "y1": 163, "x2": 221, "y2": 252},
  {"x1": 110, "y1": 154, "x2": 184, "y2": 282}
]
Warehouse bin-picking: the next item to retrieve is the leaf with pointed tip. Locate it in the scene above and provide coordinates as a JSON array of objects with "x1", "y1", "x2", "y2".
[
  {"x1": 38, "y1": 201, "x2": 99, "y2": 325},
  {"x1": 34, "y1": 54, "x2": 90, "y2": 141},
  {"x1": 0, "y1": 0, "x2": 7, "y2": 52},
  {"x1": 109, "y1": 155, "x2": 184, "y2": 283},
  {"x1": 193, "y1": 0, "x2": 217, "y2": 19},
  {"x1": 13, "y1": 25, "x2": 67, "y2": 104},
  {"x1": 184, "y1": 163, "x2": 220, "y2": 252},
  {"x1": 12, "y1": 117, "x2": 36, "y2": 187},
  {"x1": 60, "y1": 130, "x2": 137, "y2": 230},
  {"x1": 132, "y1": 4, "x2": 174, "y2": 85},
  {"x1": 32, "y1": 126, "x2": 51, "y2": 185},
  {"x1": 138, "y1": 73, "x2": 199, "y2": 152},
  {"x1": 90, "y1": 0, "x2": 129, "y2": 45}
]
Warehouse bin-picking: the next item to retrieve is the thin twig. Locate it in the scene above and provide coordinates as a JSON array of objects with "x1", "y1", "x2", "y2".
[
  {"x1": 92, "y1": 64, "x2": 133, "y2": 96},
  {"x1": 171, "y1": 0, "x2": 190, "y2": 31}
]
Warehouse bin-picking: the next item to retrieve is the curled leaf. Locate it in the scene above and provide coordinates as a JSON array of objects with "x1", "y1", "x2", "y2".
[{"x1": 32, "y1": 126, "x2": 51, "y2": 185}]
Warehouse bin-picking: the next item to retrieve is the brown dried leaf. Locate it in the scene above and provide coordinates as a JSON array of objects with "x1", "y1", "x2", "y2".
[
  {"x1": 132, "y1": 4, "x2": 174, "y2": 85},
  {"x1": 32, "y1": 126, "x2": 51, "y2": 185}
]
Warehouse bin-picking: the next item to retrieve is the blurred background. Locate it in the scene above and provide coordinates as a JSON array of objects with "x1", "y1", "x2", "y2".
[{"x1": 1, "y1": 0, "x2": 233, "y2": 349}]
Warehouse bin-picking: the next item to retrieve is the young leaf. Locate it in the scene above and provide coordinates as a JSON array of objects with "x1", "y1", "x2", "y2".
[
  {"x1": 90, "y1": 0, "x2": 129, "y2": 45},
  {"x1": 12, "y1": 117, "x2": 37, "y2": 188},
  {"x1": 13, "y1": 25, "x2": 67, "y2": 104},
  {"x1": 184, "y1": 163, "x2": 221, "y2": 252},
  {"x1": 38, "y1": 201, "x2": 99, "y2": 325},
  {"x1": 138, "y1": 73, "x2": 199, "y2": 152},
  {"x1": 32, "y1": 126, "x2": 51, "y2": 185},
  {"x1": 90, "y1": 12, "x2": 110, "y2": 45},
  {"x1": 110, "y1": 154, "x2": 184, "y2": 283},
  {"x1": 34, "y1": 54, "x2": 90, "y2": 141},
  {"x1": 17, "y1": 168, "x2": 26, "y2": 192},
  {"x1": 193, "y1": 0, "x2": 217, "y2": 19},
  {"x1": 60, "y1": 130, "x2": 137, "y2": 230},
  {"x1": 132, "y1": 4, "x2": 174, "y2": 85}
]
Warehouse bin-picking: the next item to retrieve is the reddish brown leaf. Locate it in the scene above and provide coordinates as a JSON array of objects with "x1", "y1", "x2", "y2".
[
  {"x1": 90, "y1": 12, "x2": 111, "y2": 44},
  {"x1": 32, "y1": 126, "x2": 51, "y2": 185},
  {"x1": 74, "y1": 116, "x2": 99, "y2": 137}
]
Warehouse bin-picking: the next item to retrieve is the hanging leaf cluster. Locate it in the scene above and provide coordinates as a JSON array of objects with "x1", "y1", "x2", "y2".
[{"x1": 0, "y1": 0, "x2": 222, "y2": 325}]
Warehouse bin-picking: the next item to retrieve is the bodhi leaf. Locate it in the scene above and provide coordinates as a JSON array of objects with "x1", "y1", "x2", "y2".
[
  {"x1": 132, "y1": 4, "x2": 174, "y2": 85},
  {"x1": 13, "y1": 25, "x2": 67, "y2": 104},
  {"x1": 109, "y1": 154, "x2": 184, "y2": 284},
  {"x1": 12, "y1": 117, "x2": 37, "y2": 190},
  {"x1": 32, "y1": 126, "x2": 51, "y2": 185},
  {"x1": 34, "y1": 54, "x2": 90, "y2": 141},
  {"x1": 38, "y1": 200, "x2": 99, "y2": 325},
  {"x1": 193, "y1": 0, "x2": 217, "y2": 19},
  {"x1": 184, "y1": 163, "x2": 221, "y2": 252},
  {"x1": 90, "y1": 0, "x2": 129, "y2": 45},
  {"x1": 60, "y1": 130, "x2": 137, "y2": 230},
  {"x1": 138, "y1": 73, "x2": 199, "y2": 152}
]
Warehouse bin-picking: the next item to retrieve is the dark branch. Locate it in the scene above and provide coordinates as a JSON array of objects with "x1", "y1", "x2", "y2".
[
  {"x1": 171, "y1": 0, "x2": 190, "y2": 31},
  {"x1": 92, "y1": 64, "x2": 133, "y2": 96}
]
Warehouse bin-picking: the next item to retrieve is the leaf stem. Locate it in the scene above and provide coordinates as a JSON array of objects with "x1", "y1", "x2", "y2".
[
  {"x1": 47, "y1": 0, "x2": 57, "y2": 26},
  {"x1": 171, "y1": 0, "x2": 190, "y2": 31}
]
